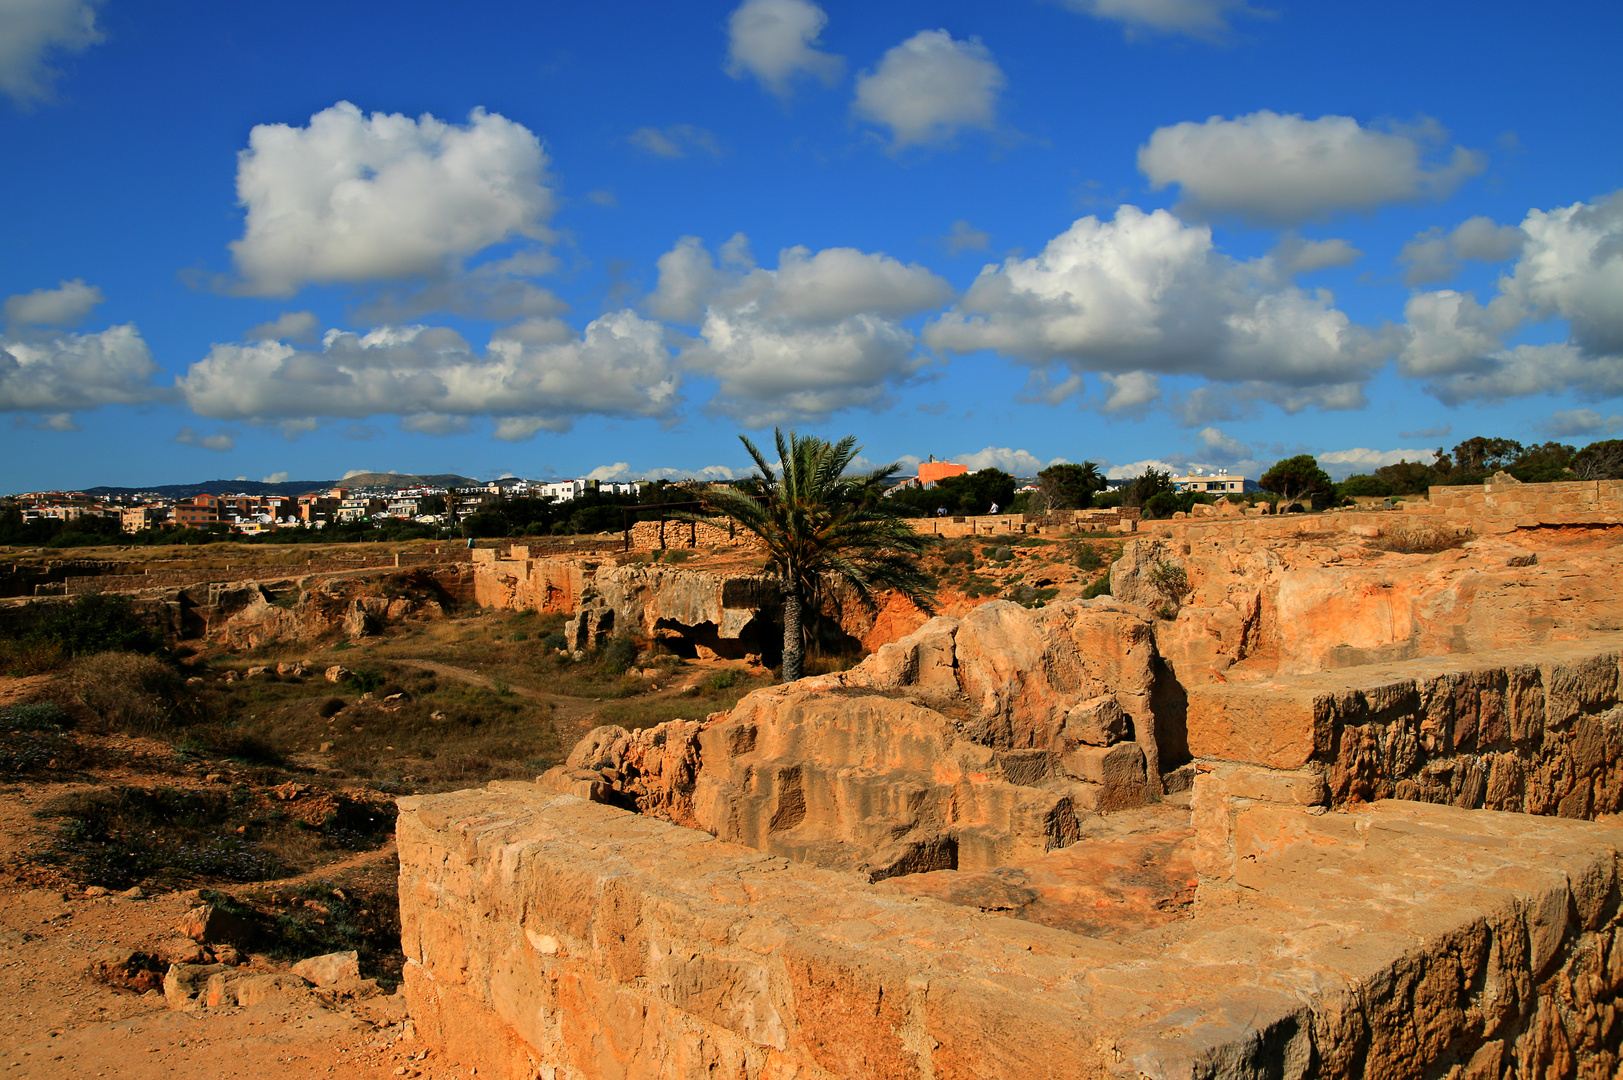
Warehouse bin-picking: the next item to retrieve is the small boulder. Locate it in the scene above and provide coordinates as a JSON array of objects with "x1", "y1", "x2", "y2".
[
  {"x1": 325, "y1": 665, "x2": 353, "y2": 684},
  {"x1": 246, "y1": 666, "x2": 269, "y2": 678},
  {"x1": 234, "y1": 972, "x2": 316, "y2": 1007},
  {"x1": 291, "y1": 950, "x2": 360, "y2": 987},
  {"x1": 163, "y1": 962, "x2": 228, "y2": 1010},
  {"x1": 176, "y1": 903, "x2": 254, "y2": 945},
  {"x1": 157, "y1": 937, "x2": 208, "y2": 965}
]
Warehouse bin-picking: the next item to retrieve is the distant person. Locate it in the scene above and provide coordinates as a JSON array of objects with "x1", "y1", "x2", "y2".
[
  {"x1": 936, "y1": 505, "x2": 947, "y2": 516},
  {"x1": 989, "y1": 502, "x2": 999, "y2": 515}
]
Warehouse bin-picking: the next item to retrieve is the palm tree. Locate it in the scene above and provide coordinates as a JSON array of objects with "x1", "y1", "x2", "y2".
[{"x1": 691, "y1": 429, "x2": 937, "y2": 682}]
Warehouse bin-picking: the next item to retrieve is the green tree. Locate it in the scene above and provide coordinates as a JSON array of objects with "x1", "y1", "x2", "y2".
[
  {"x1": 1336, "y1": 474, "x2": 1394, "y2": 499},
  {"x1": 1573, "y1": 439, "x2": 1623, "y2": 480},
  {"x1": 1034, "y1": 462, "x2": 1106, "y2": 513},
  {"x1": 692, "y1": 430, "x2": 937, "y2": 683},
  {"x1": 1451, "y1": 436, "x2": 1525, "y2": 474},
  {"x1": 1123, "y1": 468, "x2": 1173, "y2": 509},
  {"x1": 1259, "y1": 455, "x2": 1335, "y2": 503}
]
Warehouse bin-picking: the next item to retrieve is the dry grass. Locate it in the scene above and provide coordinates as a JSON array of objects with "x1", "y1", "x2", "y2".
[
  {"x1": 68, "y1": 651, "x2": 196, "y2": 734},
  {"x1": 1369, "y1": 526, "x2": 1475, "y2": 554}
]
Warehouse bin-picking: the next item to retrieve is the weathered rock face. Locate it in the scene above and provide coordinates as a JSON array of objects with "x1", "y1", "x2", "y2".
[
  {"x1": 398, "y1": 786, "x2": 1623, "y2": 1080},
  {"x1": 210, "y1": 573, "x2": 447, "y2": 650},
  {"x1": 566, "y1": 564, "x2": 781, "y2": 660},
  {"x1": 544, "y1": 598, "x2": 1172, "y2": 879},
  {"x1": 1112, "y1": 524, "x2": 1623, "y2": 687},
  {"x1": 472, "y1": 555, "x2": 594, "y2": 614}
]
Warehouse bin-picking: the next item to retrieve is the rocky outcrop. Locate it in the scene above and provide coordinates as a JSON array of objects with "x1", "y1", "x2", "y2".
[
  {"x1": 544, "y1": 598, "x2": 1173, "y2": 878},
  {"x1": 1111, "y1": 524, "x2": 1623, "y2": 687},
  {"x1": 210, "y1": 571, "x2": 447, "y2": 650},
  {"x1": 569, "y1": 564, "x2": 780, "y2": 660}
]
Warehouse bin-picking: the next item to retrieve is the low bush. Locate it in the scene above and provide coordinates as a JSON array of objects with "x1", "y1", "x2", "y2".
[
  {"x1": 68, "y1": 651, "x2": 192, "y2": 734},
  {"x1": 1, "y1": 702, "x2": 72, "y2": 732},
  {"x1": 602, "y1": 638, "x2": 639, "y2": 675}
]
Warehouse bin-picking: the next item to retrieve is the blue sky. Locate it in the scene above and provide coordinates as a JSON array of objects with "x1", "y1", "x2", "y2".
[{"x1": 2, "y1": 0, "x2": 1620, "y2": 490}]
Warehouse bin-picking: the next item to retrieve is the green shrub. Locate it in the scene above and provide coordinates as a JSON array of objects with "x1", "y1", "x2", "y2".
[
  {"x1": 602, "y1": 638, "x2": 639, "y2": 676},
  {"x1": 541, "y1": 631, "x2": 567, "y2": 651},
  {"x1": 1075, "y1": 545, "x2": 1103, "y2": 572},
  {"x1": 1, "y1": 702, "x2": 72, "y2": 732},
  {"x1": 706, "y1": 670, "x2": 737, "y2": 691},
  {"x1": 1146, "y1": 560, "x2": 1191, "y2": 599},
  {"x1": 1081, "y1": 573, "x2": 1111, "y2": 599},
  {"x1": 351, "y1": 669, "x2": 385, "y2": 695},
  {"x1": 37, "y1": 594, "x2": 163, "y2": 656}
]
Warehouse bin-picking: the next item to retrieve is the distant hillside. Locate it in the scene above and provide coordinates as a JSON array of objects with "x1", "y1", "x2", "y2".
[
  {"x1": 80, "y1": 471, "x2": 479, "y2": 500},
  {"x1": 336, "y1": 472, "x2": 478, "y2": 489},
  {"x1": 82, "y1": 478, "x2": 338, "y2": 499}
]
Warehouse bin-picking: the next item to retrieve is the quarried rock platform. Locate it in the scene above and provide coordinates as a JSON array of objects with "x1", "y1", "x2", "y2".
[{"x1": 399, "y1": 785, "x2": 1623, "y2": 1080}]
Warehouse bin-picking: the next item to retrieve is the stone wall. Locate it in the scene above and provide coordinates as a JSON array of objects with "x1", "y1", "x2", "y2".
[
  {"x1": 1427, "y1": 477, "x2": 1623, "y2": 518},
  {"x1": 627, "y1": 518, "x2": 740, "y2": 551},
  {"x1": 1185, "y1": 638, "x2": 1623, "y2": 817},
  {"x1": 398, "y1": 785, "x2": 1623, "y2": 1080},
  {"x1": 59, "y1": 549, "x2": 474, "y2": 595}
]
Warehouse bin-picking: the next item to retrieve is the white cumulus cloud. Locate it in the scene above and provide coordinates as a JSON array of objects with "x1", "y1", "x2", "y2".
[
  {"x1": 0, "y1": 0, "x2": 101, "y2": 106},
  {"x1": 1263, "y1": 234, "x2": 1361, "y2": 281},
  {"x1": 1057, "y1": 0, "x2": 1266, "y2": 40},
  {"x1": 0, "y1": 322, "x2": 164, "y2": 412},
  {"x1": 653, "y1": 234, "x2": 953, "y2": 425},
  {"x1": 1546, "y1": 409, "x2": 1623, "y2": 438},
  {"x1": 1100, "y1": 371, "x2": 1162, "y2": 414},
  {"x1": 1396, "y1": 191, "x2": 1623, "y2": 405},
  {"x1": 1317, "y1": 446, "x2": 1438, "y2": 478},
  {"x1": 725, "y1": 0, "x2": 843, "y2": 97},
  {"x1": 2, "y1": 278, "x2": 103, "y2": 326},
  {"x1": 925, "y1": 205, "x2": 1390, "y2": 412},
  {"x1": 1138, "y1": 112, "x2": 1486, "y2": 226},
  {"x1": 229, "y1": 102, "x2": 555, "y2": 297},
  {"x1": 1399, "y1": 215, "x2": 1526, "y2": 286},
  {"x1": 954, "y1": 447, "x2": 1065, "y2": 475},
  {"x1": 853, "y1": 30, "x2": 1005, "y2": 149},
  {"x1": 178, "y1": 311, "x2": 679, "y2": 438},
  {"x1": 262, "y1": 471, "x2": 290, "y2": 483},
  {"x1": 246, "y1": 310, "x2": 321, "y2": 343},
  {"x1": 174, "y1": 427, "x2": 237, "y2": 452}
]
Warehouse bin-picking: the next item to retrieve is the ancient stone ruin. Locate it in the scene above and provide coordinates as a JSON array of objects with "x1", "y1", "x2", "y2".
[{"x1": 397, "y1": 478, "x2": 1623, "y2": 1079}]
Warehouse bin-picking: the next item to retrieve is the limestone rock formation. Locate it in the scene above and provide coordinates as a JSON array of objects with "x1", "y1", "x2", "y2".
[
  {"x1": 1111, "y1": 524, "x2": 1623, "y2": 686},
  {"x1": 545, "y1": 598, "x2": 1173, "y2": 879},
  {"x1": 210, "y1": 572, "x2": 448, "y2": 650}
]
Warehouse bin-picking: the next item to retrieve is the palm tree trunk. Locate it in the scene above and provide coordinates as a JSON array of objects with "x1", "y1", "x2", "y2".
[{"x1": 781, "y1": 588, "x2": 805, "y2": 682}]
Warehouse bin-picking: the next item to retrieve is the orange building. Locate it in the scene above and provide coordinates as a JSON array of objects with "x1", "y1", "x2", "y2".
[{"x1": 918, "y1": 460, "x2": 968, "y2": 485}]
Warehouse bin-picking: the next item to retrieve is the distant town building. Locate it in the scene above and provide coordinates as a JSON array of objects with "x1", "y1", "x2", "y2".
[
  {"x1": 1171, "y1": 471, "x2": 1259, "y2": 495},
  {"x1": 918, "y1": 460, "x2": 968, "y2": 486}
]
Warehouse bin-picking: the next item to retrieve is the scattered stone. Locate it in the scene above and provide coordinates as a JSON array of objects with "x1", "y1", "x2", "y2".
[
  {"x1": 325, "y1": 664, "x2": 353, "y2": 683},
  {"x1": 118, "y1": 885, "x2": 144, "y2": 899},
  {"x1": 83, "y1": 886, "x2": 110, "y2": 898},
  {"x1": 246, "y1": 666, "x2": 269, "y2": 678},
  {"x1": 290, "y1": 950, "x2": 360, "y2": 987}
]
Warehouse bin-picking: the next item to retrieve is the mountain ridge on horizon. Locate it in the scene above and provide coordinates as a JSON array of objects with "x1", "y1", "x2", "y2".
[{"x1": 74, "y1": 471, "x2": 481, "y2": 500}]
